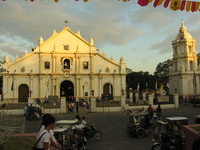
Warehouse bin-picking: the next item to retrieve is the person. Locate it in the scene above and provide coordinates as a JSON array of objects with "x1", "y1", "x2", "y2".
[
  {"x1": 74, "y1": 115, "x2": 84, "y2": 133},
  {"x1": 71, "y1": 101, "x2": 74, "y2": 113},
  {"x1": 147, "y1": 104, "x2": 154, "y2": 120},
  {"x1": 38, "y1": 114, "x2": 62, "y2": 150},
  {"x1": 35, "y1": 115, "x2": 56, "y2": 150},
  {"x1": 75, "y1": 102, "x2": 79, "y2": 113},
  {"x1": 23, "y1": 104, "x2": 28, "y2": 119},
  {"x1": 81, "y1": 116, "x2": 91, "y2": 136},
  {"x1": 153, "y1": 111, "x2": 157, "y2": 120},
  {"x1": 156, "y1": 104, "x2": 162, "y2": 120},
  {"x1": 86, "y1": 102, "x2": 90, "y2": 114},
  {"x1": 67, "y1": 102, "x2": 72, "y2": 113}
]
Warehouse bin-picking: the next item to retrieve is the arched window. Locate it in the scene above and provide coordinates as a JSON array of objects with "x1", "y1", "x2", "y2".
[{"x1": 63, "y1": 59, "x2": 70, "y2": 69}]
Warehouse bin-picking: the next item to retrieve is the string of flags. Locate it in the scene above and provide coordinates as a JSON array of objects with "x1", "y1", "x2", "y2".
[
  {"x1": 1, "y1": 0, "x2": 200, "y2": 12},
  {"x1": 137, "y1": 0, "x2": 200, "y2": 12}
]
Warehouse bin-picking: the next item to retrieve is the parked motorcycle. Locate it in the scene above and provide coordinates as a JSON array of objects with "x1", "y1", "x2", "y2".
[{"x1": 151, "y1": 132, "x2": 185, "y2": 150}]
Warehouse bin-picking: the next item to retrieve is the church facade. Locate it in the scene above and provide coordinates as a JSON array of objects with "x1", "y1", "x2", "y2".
[
  {"x1": 2, "y1": 26, "x2": 126, "y2": 103},
  {"x1": 169, "y1": 21, "x2": 200, "y2": 96}
]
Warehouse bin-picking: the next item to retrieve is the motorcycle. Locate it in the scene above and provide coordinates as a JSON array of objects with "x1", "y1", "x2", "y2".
[
  {"x1": 73, "y1": 123, "x2": 102, "y2": 141},
  {"x1": 85, "y1": 123, "x2": 102, "y2": 141},
  {"x1": 151, "y1": 132, "x2": 185, "y2": 150}
]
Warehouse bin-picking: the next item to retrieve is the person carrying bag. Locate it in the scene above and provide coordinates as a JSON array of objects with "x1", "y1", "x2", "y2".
[{"x1": 32, "y1": 132, "x2": 47, "y2": 150}]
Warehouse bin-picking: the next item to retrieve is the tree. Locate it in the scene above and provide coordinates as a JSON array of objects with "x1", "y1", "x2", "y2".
[
  {"x1": 126, "y1": 71, "x2": 156, "y2": 92},
  {"x1": 154, "y1": 59, "x2": 173, "y2": 85}
]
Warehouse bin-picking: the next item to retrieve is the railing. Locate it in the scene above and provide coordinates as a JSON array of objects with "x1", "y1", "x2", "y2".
[{"x1": 0, "y1": 107, "x2": 26, "y2": 147}]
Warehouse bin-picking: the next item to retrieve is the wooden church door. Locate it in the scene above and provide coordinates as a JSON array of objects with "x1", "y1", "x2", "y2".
[{"x1": 18, "y1": 84, "x2": 29, "y2": 102}]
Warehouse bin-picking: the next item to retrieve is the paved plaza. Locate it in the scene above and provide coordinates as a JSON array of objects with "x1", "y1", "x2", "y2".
[{"x1": 24, "y1": 104, "x2": 200, "y2": 150}]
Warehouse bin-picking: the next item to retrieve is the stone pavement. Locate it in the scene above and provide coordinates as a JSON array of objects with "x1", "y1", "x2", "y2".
[{"x1": 18, "y1": 104, "x2": 200, "y2": 150}]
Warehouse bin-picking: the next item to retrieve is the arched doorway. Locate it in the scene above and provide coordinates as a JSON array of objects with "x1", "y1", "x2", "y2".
[
  {"x1": 60, "y1": 80, "x2": 74, "y2": 102},
  {"x1": 103, "y1": 83, "x2": 113, "y2": 100},
  {"x1": 18, "y1": 84, "x2": 29, "y2": 102}
]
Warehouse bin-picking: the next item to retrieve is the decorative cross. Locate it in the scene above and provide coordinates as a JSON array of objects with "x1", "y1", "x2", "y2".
[
  {"x1": 121, "y1": 89, "x2": 125, "y2": 95},
  {"x1": 29, "y1": 90, "x2": 33, "y2": 97},
  {"x1": 64, "y1": 20, "x2": 69, "y2": 27}
]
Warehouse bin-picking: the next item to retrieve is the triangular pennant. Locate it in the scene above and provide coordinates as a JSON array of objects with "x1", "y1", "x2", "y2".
[
  {"x1": 54, "y1": 0, "x2": 59, "y2": 2},
  {"x1": 186, "y1": 1, "x2": 192, "y2": 12},
  {"x1": 153, "y1": 0, "x2": 160, "y2": 7},
  {"x1": 163, "y1": 0, "x2": 171, "y2": 8},
  {"x1": 83, "y1": 0, "x2": 88, "y2": 2},
  {"x1": 191, "y1": 1, "x2": 196, "y2": 12},
  {"x1": 170, "y1": 0, "x2": 181, "y2": 11},
  {"x1": 137, "y1": 0, "x2": 149, "y2": 7},
  {"x1": 180, "y1": 0, "x2": 186, "y2": 11}
]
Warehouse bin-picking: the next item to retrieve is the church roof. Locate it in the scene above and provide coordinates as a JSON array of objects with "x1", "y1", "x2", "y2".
[{"x1": 175, "y1": 21, "x2": 193, "y2": 40}]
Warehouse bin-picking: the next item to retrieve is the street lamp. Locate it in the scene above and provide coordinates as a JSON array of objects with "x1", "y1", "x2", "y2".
[{"x1": 82, "y1": 85, "x2": 85, "y2": 97}]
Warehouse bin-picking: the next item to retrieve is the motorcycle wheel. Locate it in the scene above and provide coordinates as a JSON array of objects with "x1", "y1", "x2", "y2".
[
  {"x1": 135, "y1": 128, "x2": 145, "y2": 138},
  {"x1": 151, "y1": 144, "x2": 163, "y2": 150},
  {"x1": 30, "y1": 114, "x2": 37, "y2": 121},
  {"x1": 93, "y1": 131, "x2": 102, "y2": 141}
]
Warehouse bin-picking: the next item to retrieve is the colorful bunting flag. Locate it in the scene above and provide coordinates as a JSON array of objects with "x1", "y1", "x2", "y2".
[
  {"x1": 195, "y1": 2, "x2": 200, "y2": 11},
  {"x1": 1, "y1": 0, "x2": 200, "y2": 12},
  {"x1": 163, "y1": 0, "x2": 171, "y2": 7},
  {"x1": 180, "y1": 0, "x2": 186, "y2": 11},
  {"x1": 138, "y1": 0, "x2": 149, "y2": 6},
  {"x1": 186, "y1": 1, "x2": 192, "y2": 12},
  {"x1": 153, "y1": 0, "x2": 160, "y2": 7},
  {"x1": 191, "y1": 1, "x2": 196, "y2": 12},
  {"x1": 170, "y1": 0, "x2": 181, "y2": 11},
  {"x1": 157, "y1": 0, "x2": 165, "y2": 6}
]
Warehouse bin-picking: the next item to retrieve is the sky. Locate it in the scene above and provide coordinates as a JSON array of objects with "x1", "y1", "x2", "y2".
[{"x1": 1, "y1": 0, "x2": 200, "y2": 74}]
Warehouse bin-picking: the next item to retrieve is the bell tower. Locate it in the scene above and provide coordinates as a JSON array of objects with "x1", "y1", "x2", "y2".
[
  {"x1": 169, "y1": 21, "x2": 199, "y2": 96},
  {"x1": 171, "y1": 21, "x2": 197, "y2": 72}
]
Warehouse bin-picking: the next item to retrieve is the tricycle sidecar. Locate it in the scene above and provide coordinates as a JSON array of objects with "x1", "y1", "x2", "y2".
[{"x1": 127, "y1": 111, "x2": 152, "y2": 138}]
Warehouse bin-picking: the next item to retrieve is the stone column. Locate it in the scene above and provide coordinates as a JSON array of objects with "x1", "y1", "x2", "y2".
[
  {"x1": 121, "y1": 96, "x2": 126, "y2": 111},
  {"x1": 129, "y1": 92, "x2": 133, "y2": 103},
  {"x1": 174, "y1": 94, "x2": 179, "y2": 109},
  {"x1": 60, "y1": 97, "x2": 67, "y2": 113},
  {"x1": 90, "y1": 98, "x2": 96, "y2": 112},
  {"x1": 143, "y1": 93, "x2": 146, "y2": 101},
  {"x1": 135, "y1": 92, "x2": 139, "y2": 103},
  {"x1": 148, "y1": 94, "x2": 154, "y2": 106}
]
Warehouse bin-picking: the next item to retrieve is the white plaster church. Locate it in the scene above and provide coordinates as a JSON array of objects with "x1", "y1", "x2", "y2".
[
  {"x1": 1, "y1": 25, "x2": 126, "y2": 103},
  {"x1": 169, "y1": 21, "x2": 200, "y2": 96}
]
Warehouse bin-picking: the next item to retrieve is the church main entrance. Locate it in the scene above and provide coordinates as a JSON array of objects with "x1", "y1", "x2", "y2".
[
  {"x1": 103, "y1": 83, "x2": 113, "y2": 100},
  {"x1": 60, "y1": 80, "x2": 74, "y2": 102},
  {"x1": 18, "y1": 84, "x2": 29, "y2": 102}
]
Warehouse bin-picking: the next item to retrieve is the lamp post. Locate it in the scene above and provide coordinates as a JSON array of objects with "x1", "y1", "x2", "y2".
[{"x1": 82, "y1": 85, "x2": 84, "y2": 97}]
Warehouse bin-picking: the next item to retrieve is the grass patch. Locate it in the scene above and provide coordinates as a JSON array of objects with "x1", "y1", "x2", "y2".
[
  {"x1": 2, "y1": 136, "x2": 36, "y2": 150},
  {"x1": 191, "y1": 126, "x2": 200, "y2": 132}
]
